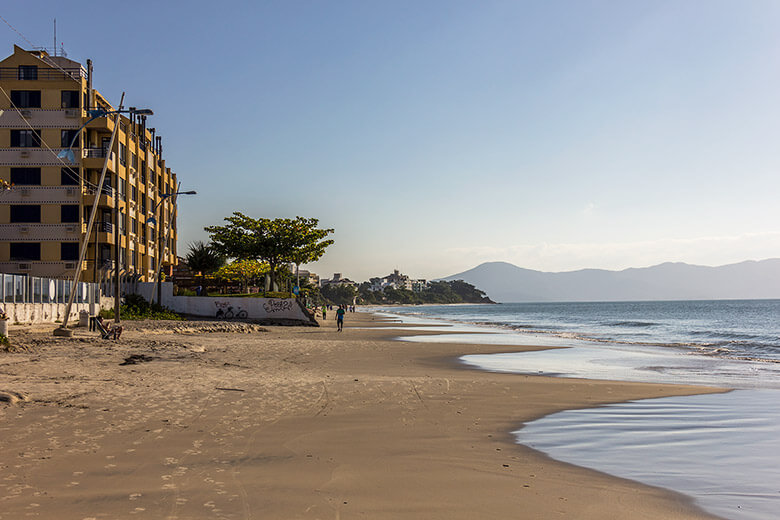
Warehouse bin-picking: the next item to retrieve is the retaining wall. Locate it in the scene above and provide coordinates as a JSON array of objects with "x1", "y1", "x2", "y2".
[{"x1": 135, "y1": 283, "x2": 316, "y2": 324}]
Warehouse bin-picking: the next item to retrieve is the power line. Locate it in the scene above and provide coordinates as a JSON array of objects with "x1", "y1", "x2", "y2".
[
  {"x1": 0, "y1": 15, "x2": 80, "y2": 83},
  {"x1": 0, "y1": 14, "x2": 36, "y2": 49}
]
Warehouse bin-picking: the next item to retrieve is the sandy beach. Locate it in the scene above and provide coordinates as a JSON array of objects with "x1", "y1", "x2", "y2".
[{"x1": 0, "y1": 312, "x2": 727, "y2": 519}]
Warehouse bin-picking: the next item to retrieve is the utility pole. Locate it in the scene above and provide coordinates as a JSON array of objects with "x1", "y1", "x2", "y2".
[
  {"x1": 113, "y1": 100, "x2": 124, "y2": 323},
  {"x1": 55, "y1": 93, "x2": 125, "y2": 336}
]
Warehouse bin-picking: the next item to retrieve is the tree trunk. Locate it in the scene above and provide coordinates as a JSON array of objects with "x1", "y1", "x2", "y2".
[{"x1": 268, "y1": 263, "x2": 277, "y2": 292}]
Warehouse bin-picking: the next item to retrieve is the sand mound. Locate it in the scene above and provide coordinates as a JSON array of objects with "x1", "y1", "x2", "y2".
[
  {"x1": 0, "y1": 390, "x2": 28, "y2": 405},
  {"x1": 126, "y1": 320, "x2": 267, "y2": 335}
]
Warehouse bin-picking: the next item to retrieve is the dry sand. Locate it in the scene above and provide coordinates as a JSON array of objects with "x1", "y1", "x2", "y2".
[{"x1": 0, "y1": 312, "x2": 727, "y2": 519}]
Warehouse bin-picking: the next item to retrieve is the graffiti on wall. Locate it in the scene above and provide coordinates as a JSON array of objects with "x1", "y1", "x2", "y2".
[
  {"x1": 214, "y1": 301, "x2": 248, "y2": 319},
  {"x1": 263, "y1": 299, "x2": 293, "y2": 313}
]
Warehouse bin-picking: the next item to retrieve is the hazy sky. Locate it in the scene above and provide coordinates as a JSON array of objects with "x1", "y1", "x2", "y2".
[{"x1": 4, "y1": 1, "x2": 780, "y2": 281}]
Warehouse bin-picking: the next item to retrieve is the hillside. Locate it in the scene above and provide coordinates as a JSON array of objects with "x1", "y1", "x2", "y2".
[{"x1": 441, "y1": 259, "x2": 780, "y2": 302}]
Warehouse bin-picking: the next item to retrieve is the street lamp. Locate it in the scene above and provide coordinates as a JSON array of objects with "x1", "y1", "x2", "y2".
[
  {"x1": 57, "y1": 107, "x2": 153, "y2": 162},
  {"x1": 147, "y1": 186, "x2": 196, "y2": 304},
  {"x1": 54, "y1": 99, "x2": 152, "y2": 336}
]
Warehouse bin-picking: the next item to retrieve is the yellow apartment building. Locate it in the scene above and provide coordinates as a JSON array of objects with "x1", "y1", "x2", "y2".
[{"x1": 0, "y1": 45, "x2": 179, "y2": 283}]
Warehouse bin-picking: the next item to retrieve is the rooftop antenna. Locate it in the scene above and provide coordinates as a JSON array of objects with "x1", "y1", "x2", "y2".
[{"x1": 53, "y1": 18, "x2": 56, "y2": 56}]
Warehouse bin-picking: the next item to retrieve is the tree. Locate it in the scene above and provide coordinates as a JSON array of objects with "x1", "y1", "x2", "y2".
[
  {"x1": 320, "y1": 284, "x2": 357, "y2": 306},
  {"x1": 215, "y1": 259, "x2": 269, "y2": 293},
  {"x1": 185, "y1": 241, "x2": 226, "y2": 275},
  {"x1": 205, "y1": 213, "x2": 334, "y2": 289}
]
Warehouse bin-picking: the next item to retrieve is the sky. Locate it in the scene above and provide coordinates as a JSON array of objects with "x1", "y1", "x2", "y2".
[{"x1": 3, "y1": 1, "x2": 780, "y2": 281}]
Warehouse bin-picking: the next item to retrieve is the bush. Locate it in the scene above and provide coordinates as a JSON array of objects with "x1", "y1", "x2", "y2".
[
  {"x1": 263, "y1": 291, "x2": 293, "y2": 299},
  {"x1": 101, "y1": 294, "x2": 185, "y2": 321},
  {"x1": 219, "y1": 291, "x2": 294, "y2": 299}
]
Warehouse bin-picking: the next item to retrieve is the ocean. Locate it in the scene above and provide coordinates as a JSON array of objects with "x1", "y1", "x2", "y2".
[{"x1": 372, "y1": 300, "x2": 780, "y2": 520}]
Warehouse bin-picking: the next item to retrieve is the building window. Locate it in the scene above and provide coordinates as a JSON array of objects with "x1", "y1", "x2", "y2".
[
  {"x1": 61, "y1": 129, "x2": 80, "y2": 148},
  {"x1": 61, "y1": 204, "x2": 80, "y2": 223},
  {"x1": 10, "y1": 90, "x2": 41, "y2": 108},
  {"x1": 17, "y1": 65, "x2": 38, "y2": 80},
  {"x1": 131, "y1": 186, "x2": 137, "y2": 202},
  {"x1": 10, "y1": 167, "x2": 41, "y2": 185},
  {"x1": 61, "y1": 242, "x2": 78, "y2": 261},
  {"x1": 61, "y1": 90, "x2": 80, "y2": 109},
  {"x1": 10, "y1": 129, "x2": 42, "y2": 147},
  {"x1": 119, "y1": 143, "x2": 127, "y2": 166},
  {"x1": 130, "y1": 152, "x2": 137, "y2": 169},
  {"x1": 131, "y1": 217, "x2": 137, "y2": 234},
  {"x1": 60, "y1": 167, "x2": 79, "y2": 186},
  {"x1": 140, "y1": 168, "x2": 146, "y2": 185},
  {"x1": 10, "y1": 242, "x2": 40, "y2": 261},
  {"x1": 10, "y1": 205, "x2": 41, "y2": 223},
  {"x1": 141, "y1": 197, "x2": 147, "y2": 215}
]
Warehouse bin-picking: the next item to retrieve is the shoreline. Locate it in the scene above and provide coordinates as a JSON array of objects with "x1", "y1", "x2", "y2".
[{"x1": 0, "y1": 313, "x2": 726, "y2": 519}]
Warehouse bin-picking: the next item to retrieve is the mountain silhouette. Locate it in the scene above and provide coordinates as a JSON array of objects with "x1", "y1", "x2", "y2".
[{"x1": 441, "y1": 259, "x2": 780, "y2": 302}]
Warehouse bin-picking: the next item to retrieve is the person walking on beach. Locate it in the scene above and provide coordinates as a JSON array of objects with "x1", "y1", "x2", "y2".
[
  {"x1": 321, "y1": 305, "x2": 327, "y2": 320},
  {"x1": 336, "y1": 305, "x2": 345, "y2": 332}
]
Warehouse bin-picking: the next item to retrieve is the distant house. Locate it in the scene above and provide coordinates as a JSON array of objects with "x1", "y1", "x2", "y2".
[
  {"x1": 367, "y1": 270, "x2": 427, "y2": 292},
  {"x1": 320, "y1": 272, "x2": 358, "y2": 288},
  {"x1": 411, "y1": 279, "x2": 428, "y2": 293},
  {"x1": 294, "y1": 269, "x2": 319, "y2": 287}
]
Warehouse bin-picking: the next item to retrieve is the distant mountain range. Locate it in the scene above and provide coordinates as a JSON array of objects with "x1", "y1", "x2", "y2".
[{"x1": 441, "y1": 259, "x2": 780, "y2": 303}]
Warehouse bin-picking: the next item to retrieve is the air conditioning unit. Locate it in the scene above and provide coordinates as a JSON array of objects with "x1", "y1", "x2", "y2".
[
  {"x1": 19, "y1": 226, "x2": 29, "y2": 233},
  {"x1": 20, "y1": 188, "x2": 30, "y2": 196},
  {"x1": 64, "y1": 262, "x2": 76, "y2": 270},
  {"x1": 18, "y1": 263, "x2": 31, "y2": 271},
  {"x1": 20, "y1": 150, "x2": 30, "y2": 158},
  {"x1": 66, "y1": 188, "x2": 77, "y2": 197},
  {"x1": 64, "y1": 108, "x2": 79, "y2": 118},
  {"x1": 20, "y1": 109, "x2": 31, "y2": 118},
  {"x1": 65, "y1": 225, "x2": 76, "y2": 233}
]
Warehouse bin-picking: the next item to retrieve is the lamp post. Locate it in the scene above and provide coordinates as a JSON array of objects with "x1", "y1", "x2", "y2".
[
  {"x1": 54, "y1": 100, "x2": 154, "y2": 336},
  {"x1": 147, "y1": 184, "x2": 196, "y2": 304}
]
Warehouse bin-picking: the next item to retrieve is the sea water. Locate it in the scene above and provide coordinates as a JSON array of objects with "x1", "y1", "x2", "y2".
[{"x1": 373, "y1": 300, "x2": 780, "y2": 519}]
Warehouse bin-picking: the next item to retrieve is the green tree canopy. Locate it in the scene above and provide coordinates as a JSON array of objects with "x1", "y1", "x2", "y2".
[
  {"x1": 321, "y1": 284, "x2": 357, "y2": 306},
  {"x1": 215, "y1": 259, "x2": 269, "y2": 293},
  {"x1": 205, "y1": 213, "x2": 334, "y2": 288},
  {"x1": 185, "y1": 241, "x2": 226, "y2": 275}
]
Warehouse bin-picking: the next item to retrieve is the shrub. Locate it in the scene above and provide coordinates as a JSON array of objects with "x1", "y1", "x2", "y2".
[{"x1": 101, "y1": 294, "x2": 185, "y2": 321}]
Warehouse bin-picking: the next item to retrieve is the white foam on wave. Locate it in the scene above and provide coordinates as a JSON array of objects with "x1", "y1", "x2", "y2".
[{"x1": 517, "y1": 390, "x2": 780, "y2": 520}]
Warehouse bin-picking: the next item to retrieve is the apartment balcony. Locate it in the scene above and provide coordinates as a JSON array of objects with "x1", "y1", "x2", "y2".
[
  {"x1": 0, "y1": 67, "x2": 86, "y2": 81},
  {"x1": 82, "y1": 148, "x2": 116, "y2": 171},
  {"x1": 90, "y1": 221, "x2": 116, "y2": 245},
  {"x1": 82, "y1": 185, "x2": 115, "y2": 208},
  {"x1": 86, "y1": 115, "x2": 116, "y2": 133}
]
